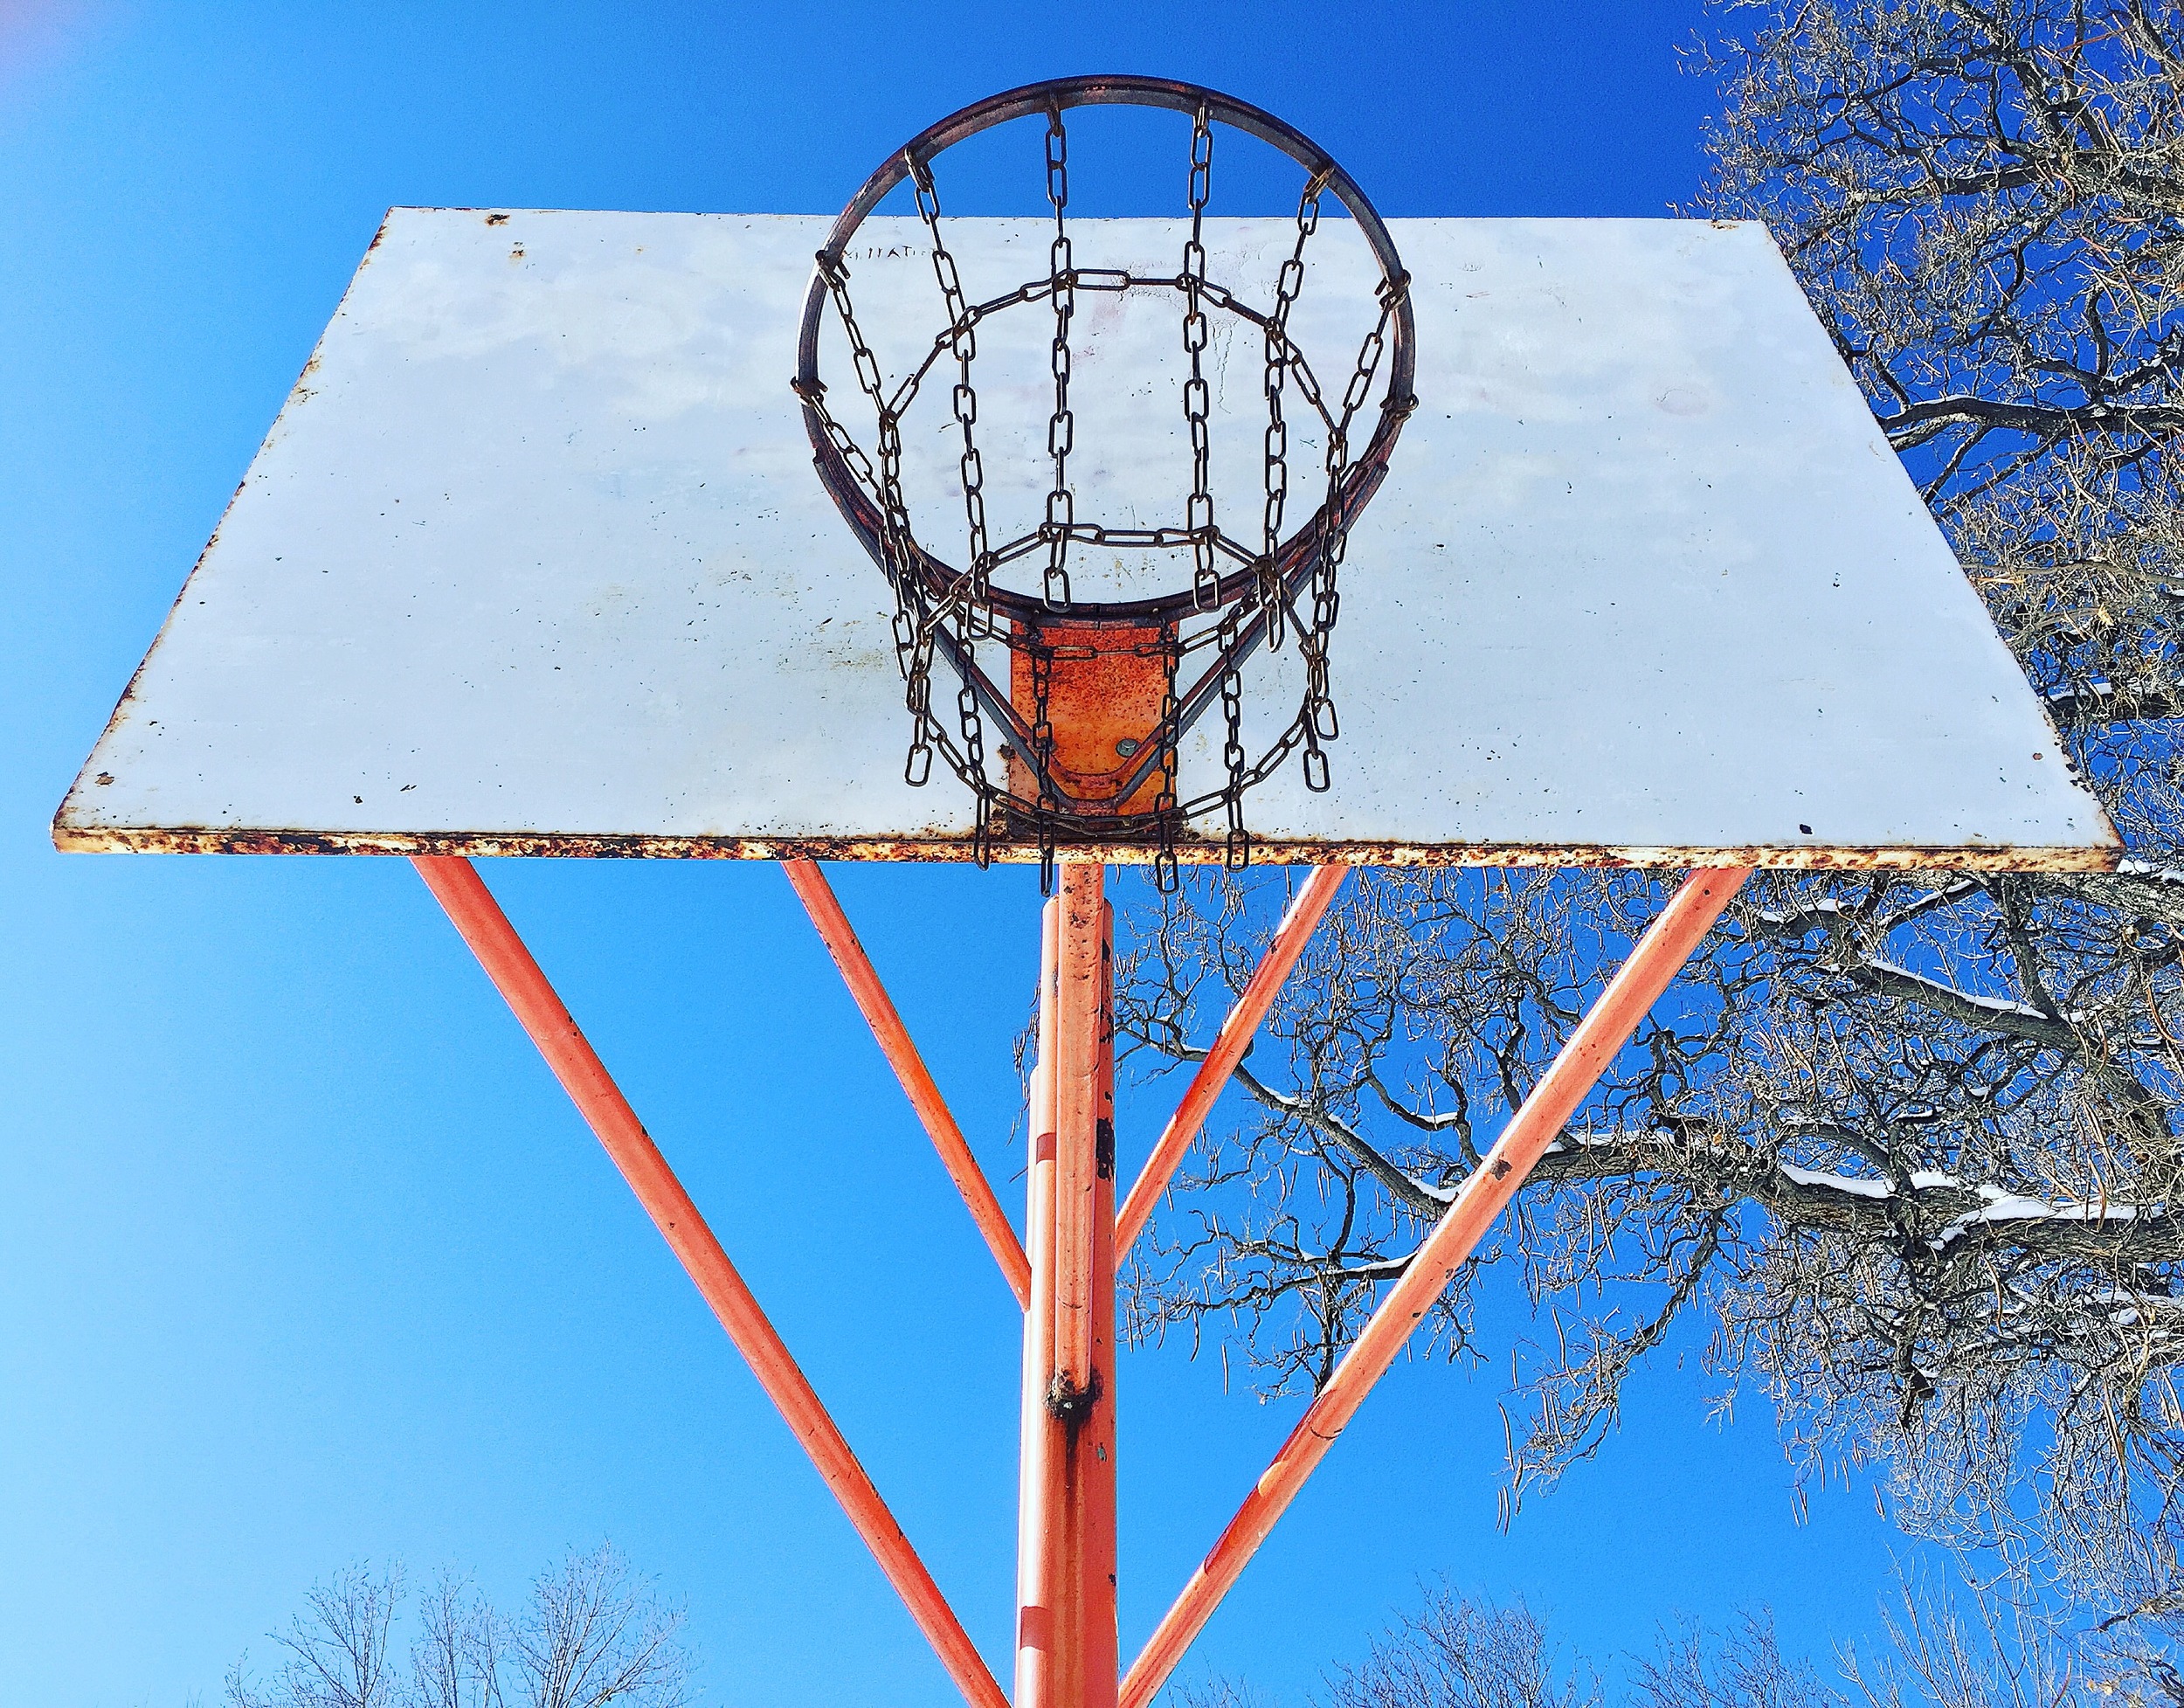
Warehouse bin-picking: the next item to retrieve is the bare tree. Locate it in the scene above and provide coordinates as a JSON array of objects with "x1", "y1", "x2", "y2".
[
  {"x1": 1177, "y1": 1578, "x2": 2174, "y2": 1708},
  {"x1": 1173, "y1": 1681, "x2": 1284, "y2": 1708},
  {"x1": 1119, "y1": 0, "x2": 2184, "y2": 1642},
  {"x1": 1704, "y1": 0, "x2": 2184, "y2": 734},
  {"x1": 1841, "y1": 1568, "x2": 2084, "y2": 1708},
  {"x1": 225, "y1": 1548, "x2": 688, "y2": 1708},
  {"x1": 509, "y1": 1547, "x2": 688, "y2": 1708},
  {"x1": 1634, "y1": 1611, "x2": 1835, "y2": 1708},
  {"x1": 407, "y1": 1576, "x2": 501, "y2": 1708},
  {"x1": 228, "y1": 1564, "x2": 404, "y2": 1708},
  {"x1": 1320, "y1": 1587, "x2": 1600, "y2": 1708},
  {"x1": 1118, "y1": 861, "x2": 2182, "y2": 1607}
]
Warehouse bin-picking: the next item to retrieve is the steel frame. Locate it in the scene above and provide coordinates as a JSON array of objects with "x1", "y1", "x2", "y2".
[{"x1": 414, "y1": 852, "x2": 1752, "y2": 1708}]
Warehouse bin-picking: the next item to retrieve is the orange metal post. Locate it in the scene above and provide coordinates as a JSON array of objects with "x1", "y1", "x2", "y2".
[
  {"x1": 1018, "y1": 898, "x2": 1064, "y2": 1708},
  {"x1": 1051, "y1": 863, "x2": 1106, "y2": 1430},
  {"x1": 783, "y1": 857, "x2": 1032, "y2": 1307},
  {"x1": 411, "y1": 854, "x2": 1008, "y2": 1708},
  {"x1": 1053, "y1": 862, "x2": 1116, "y2": 1708},
  {"x1": 1019, "y1": 862, "x2": 1120, "y2": 1708},
  {"x1": 1116, "y1": 864, "x2": 1348, "y2": 1255},
  {"x1": 1080, "y1": 898, "x2": 1119, "y2": 1708},
  {"x1": 1120, "y1": 868, "x2": 1753, "y2": 1708}
]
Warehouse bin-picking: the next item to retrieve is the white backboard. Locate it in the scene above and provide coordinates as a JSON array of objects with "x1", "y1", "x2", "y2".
[{"x1": 54, "y1": 207, "x2": 2118, "y2": 868}]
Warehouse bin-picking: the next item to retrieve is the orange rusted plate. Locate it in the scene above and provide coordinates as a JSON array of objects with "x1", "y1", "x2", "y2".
[{"x1": 1006, "y1": 622, "x2": 1175, "y2": 819}]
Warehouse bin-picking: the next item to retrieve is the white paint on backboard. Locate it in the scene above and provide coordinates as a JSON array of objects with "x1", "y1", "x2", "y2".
[{"x1": 55, "y1": 208, "x2": 2117, "y2": 865}]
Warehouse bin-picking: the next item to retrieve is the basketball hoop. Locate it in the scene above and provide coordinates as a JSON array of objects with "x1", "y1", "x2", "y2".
[
  {"x1": 793, "y1": 74, "x2": 1417, "y2": 888},
  {"x1": 58, "y1": 105, "x2": 2125, "y2": 1708}
]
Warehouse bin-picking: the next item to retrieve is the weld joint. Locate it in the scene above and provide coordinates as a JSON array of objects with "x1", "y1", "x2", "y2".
[{"x1": 1047, "y1": 1368, "x2": 1103, "y2": 1430}]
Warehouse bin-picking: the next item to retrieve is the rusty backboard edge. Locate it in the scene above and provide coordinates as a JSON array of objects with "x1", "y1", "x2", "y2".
[{"x1": 49, "y1": 821, "x2": 2125, "y2": 872}]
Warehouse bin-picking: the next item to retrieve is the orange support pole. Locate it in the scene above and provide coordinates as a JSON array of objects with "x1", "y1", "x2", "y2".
[
  {"x1": 411, "y1": 854, "x2": 1008, "y2": 1708},
  {"x1": 1017, "y1": 897, "x2": 1063, "y2": 1708},
  {"x1": 1018, "y1": 862, "x2": 1119, "y2": 1708},
  {"x1": 783, "y1": 857, "x2": 1032, "y2": 1307},
  {"x1": 1116, "y1": 864, "x2": 1348, "y2": 1255},
  {"x1": 1120, "y1": 868, "x2": 1752, "y2": 1708},
  {"x1": 1076, "y1": 880, "x2": 1119, "y2": 1708}
]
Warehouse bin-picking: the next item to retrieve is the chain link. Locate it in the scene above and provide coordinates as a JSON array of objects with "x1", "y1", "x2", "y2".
[
  {"x1": 1217, "y1": 607, "x2": 1248, "y2": 868},
  {"x1": 1260, "y1": 169, "x2": 1325, "y2": 653},
  {"x1": 1183, "y1": 105, "x2": 1219, "y2": 612},
  {"x1": 1299, "y1": 266, "x2": 1406, "y2": 792},
  {"x1": 816, "y1": 251, "x2": 942, "y2": 786},
  {"x1": 906, "y1": 152, "x2": 997, "y2": 847},
  {"x1": 1043, "y1": 106, "x2": 1075, "y2": 612},
  {"x1": 909, "y1": 153, "x2": 991, "y2": 602},
  {"x1": 1031, "y1": 636, "x2": 1058, "y2": 893},
  {"x1": 1153, "y1": 621, "x2": 1181, "y2": 892}
]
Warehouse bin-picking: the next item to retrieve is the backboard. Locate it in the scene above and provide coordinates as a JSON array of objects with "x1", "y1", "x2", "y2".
[{"x1": 53, "y1": 205, "x2": 2119, "y2": 868}]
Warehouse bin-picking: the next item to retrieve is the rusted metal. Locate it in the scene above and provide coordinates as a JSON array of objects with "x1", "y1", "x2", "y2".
[
  {"x1": 1117, "y1": 867, "x2": 1754, "y2": 1708},
  {"x1": 409, "y1": 854, "x2": 1008, "y2": 1708},
  {"x1": 50, "y1": 821, "x2": 2127, "y2": 873},
  {"x1": 1006, "y1": 623, "x2": 1176, "y2": 818},
  {"x1": 1117, "y1": 863, "x2": 1349, "y2": 1255},
  {"x1": 782, "y1": 857, "x2": 1031, "y2": 1306}
]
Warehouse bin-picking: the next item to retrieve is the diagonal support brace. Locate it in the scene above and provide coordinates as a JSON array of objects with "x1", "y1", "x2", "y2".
[
  {"x1": 784, "y1": 857, "x2": 1032, "y2": 1306},
  {"x1": 1116, "y1": 864, "x2": 1348, "y2": 1255},
  {"x1": 411, "y1": 855, "x2": 1009, "y2": 1708},
  {"x1": 1120, "y1": 867, "x2": 1752, "y2": 1708}
]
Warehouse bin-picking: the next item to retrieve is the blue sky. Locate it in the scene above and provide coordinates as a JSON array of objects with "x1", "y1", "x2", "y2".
[{"x1": 1, "y1": 5, "x2": 1927, "y2": 1705}]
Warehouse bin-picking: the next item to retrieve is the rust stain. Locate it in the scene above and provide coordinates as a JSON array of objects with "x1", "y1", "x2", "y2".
[
  {"x1": 47, "y1": 819, "x2": 2125, "y2": 873},
  {"x1": 1006, "y1": 619, "x2": 1174, "y2": 817}
]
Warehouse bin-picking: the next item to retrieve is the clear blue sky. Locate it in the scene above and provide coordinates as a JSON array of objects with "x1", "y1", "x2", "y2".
[{"x1": 3, "y1": 5, "x2": 1924, "y2": 1705}]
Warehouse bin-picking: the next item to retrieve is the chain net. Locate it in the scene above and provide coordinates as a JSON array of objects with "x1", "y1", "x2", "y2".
[{"x1": 794, "y1": 79, "x2": 1413, "y2": 889}]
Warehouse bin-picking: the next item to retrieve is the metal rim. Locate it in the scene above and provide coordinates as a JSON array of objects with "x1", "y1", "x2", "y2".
[{"x1": 794, "y1": 73, "x2": 1417, "y2": 629}]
